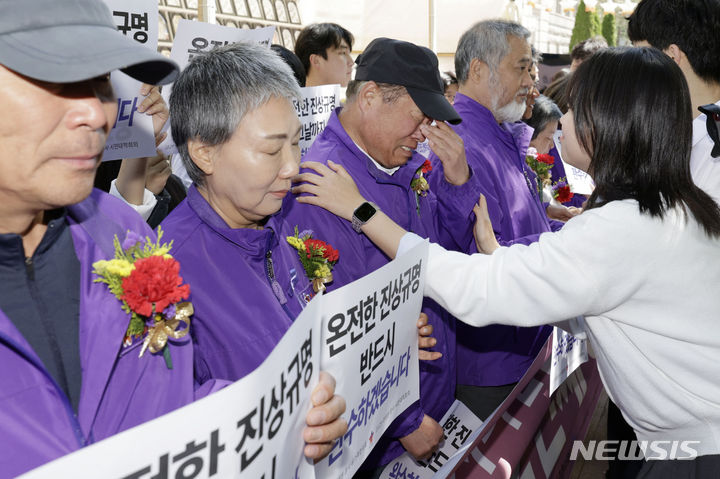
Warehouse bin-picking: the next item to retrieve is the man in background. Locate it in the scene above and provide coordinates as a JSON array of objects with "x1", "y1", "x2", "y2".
[{"x1": 295, "y1": 22, "x2": 355, "y2": 87}]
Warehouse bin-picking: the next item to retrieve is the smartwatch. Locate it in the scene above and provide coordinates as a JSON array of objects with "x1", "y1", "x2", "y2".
[{"x1": 351, "y1": 202, "x2": 378, "y2": 233}]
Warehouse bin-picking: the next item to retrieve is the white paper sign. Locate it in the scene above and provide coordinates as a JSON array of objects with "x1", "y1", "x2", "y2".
[
  {"x1": 313, "y1": 241, "x2": 428, "y2": 479},
  {"x1": 294, "y1": 85, "x2": 341, "y2": 157},
  {"x1": 553, "y1": 131, "x2": 595, "y2": 196},
  {"x1": 549, "y1": 326, "x2": 588, "y2": 395},
  {"x1": 168, "y1": 19, "x2": 274, "y2": 72},
  {"x1": 21, "y1": 243, "x2": 430, "y2": 479},
  {"x1": 21, "y1": 296, "x2": 322, "y2": 479},
  {"x1": 158, "y1": 20, "x2": 276, "y2": 156},
  {"x1": 102, "y1": 0, "x2": 158, "y2": 161},
  {"x1": 379, "y1": 400, "x2": 485, "y2": 479}
]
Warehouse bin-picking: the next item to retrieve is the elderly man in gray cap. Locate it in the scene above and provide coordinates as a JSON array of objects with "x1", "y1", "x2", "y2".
[{"x1": 0, "y1": 0, "x2": 345, "y2": 475}]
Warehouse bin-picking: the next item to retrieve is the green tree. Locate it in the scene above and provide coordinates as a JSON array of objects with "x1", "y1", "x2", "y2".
[
  {"x1": 570, "y1": 0, "x2": 601, "y2": 52},
  {"x1": 602, "y1": 13, "x2": 617, "y2": 46},
  {"x1": 590, "y1": 9, "x2": 602, "y2": 36}
]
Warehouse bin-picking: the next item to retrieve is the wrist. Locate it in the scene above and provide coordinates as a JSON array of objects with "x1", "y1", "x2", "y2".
[
  {"x1": 351, "y1": 201, "x2": 378, "y2": 233},
  {"x1": 443, "y1": 162, "x2": 470, "y2": 186}
]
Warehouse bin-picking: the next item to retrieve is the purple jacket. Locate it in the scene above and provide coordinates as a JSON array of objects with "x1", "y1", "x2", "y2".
[
  {"x1": 0, "y1": 190, "x2": 220, "y2": 477},
  {"x1": 443, "y1": 94, "x2": 552, "y2": 386},
  {"x1": 283, "y1": 108, "x2": 480, "y2": 468},
  {"x1": 160, "y1": 186, "x2": 316, "y2": 382}
]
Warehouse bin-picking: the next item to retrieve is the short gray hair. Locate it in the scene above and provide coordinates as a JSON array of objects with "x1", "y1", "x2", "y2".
[
  {"x1": 345, "y1": 80, "x2": 407, "y2": 104},
  {"x1": 525, "y1": 95, "x2": 562, "y2": 140},
  {"x1": 455, "y1": 20, "x2": 530, "y2": 84},
  {"x1": 169, "y1": 42, "x2": 301, "y2": 187}
]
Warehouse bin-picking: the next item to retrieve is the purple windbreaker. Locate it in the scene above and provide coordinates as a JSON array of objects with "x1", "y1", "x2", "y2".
[{"x1": 0, "y1": 190, "x2": 222, "y2": 477}]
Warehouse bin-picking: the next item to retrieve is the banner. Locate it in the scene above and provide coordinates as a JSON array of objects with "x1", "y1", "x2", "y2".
[
  {"x1": 294, "y1": 85, "x2": 341, "y2": 157},
  {"x1": 22, "y1": 242, "x2": 429, "y2": 479},
  {"x1": 448, "y1": 340, "x2": 604, "y2": 479},
  {"x1": 314, "y1": 240, "x2": 428, "y2": 478},
  {"x1": 20, "y1": 296, "x2": 323, "y2": 479},
  {"x1": 102, "y1": 0, "x2": 158, "y2": 161},
  {"x1": 159, "y1": 20, "x2": 276, "y2": 156}
]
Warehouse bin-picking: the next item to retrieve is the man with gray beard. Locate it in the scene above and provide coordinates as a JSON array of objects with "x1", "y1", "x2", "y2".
[{"x1": 431, "y1": 20, "x2": 553, "y2": 419}]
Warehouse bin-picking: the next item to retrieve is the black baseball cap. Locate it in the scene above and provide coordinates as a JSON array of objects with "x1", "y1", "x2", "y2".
[
  {"x1": 0, "y1": 0, "x2": 178, "y2": 85},
  {"x1": 354, "y1": 37, "x2": 461, "y2": 125}
]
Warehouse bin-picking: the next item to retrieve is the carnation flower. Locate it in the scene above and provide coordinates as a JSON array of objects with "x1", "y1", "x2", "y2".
[
  {"x1": 537, "y1": 153, "x2": 555, "y2": 165},
  {"x1": 552, "y1": 179, "x2": 575, "y2": 203},
  {"x1": 121, "y1": 255, "x2": 190, "y2": 317}
]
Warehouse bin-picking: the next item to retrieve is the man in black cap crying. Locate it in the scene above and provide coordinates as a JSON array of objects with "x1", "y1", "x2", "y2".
[{"x1": 287, "y1": 37, "x2": 485, "y2": 476}]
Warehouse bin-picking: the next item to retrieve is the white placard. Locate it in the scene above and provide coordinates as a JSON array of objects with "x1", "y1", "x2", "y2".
[
  {"x1": 21, "y1": 296, "x2": 322, "y2": 479},
  {"x1": 102, "y1": 0, "x2": 158, "y2": 161},
  {"x1": 168, "y1": 19, "x2": 274, "y2": 72},
  {"x1": 314, "y1": 241, "x2": 428, "y2": 479},
  {"x1": 158, "y1": 20, "x2": 276, "y2": 157},
  {"x1": 553, "y1": 131, "x2": 595, "y2": 196},
  {"x1": 549, "y1": 326, "x2": 588, "y2": 395},
  {"x1": 21, "y1": 242, "x2": 430, "y2": 479},
  {"x1": 379, "y1": 400, "x2": 485, "y2": 479},
  {"x1": 294, "y1": 85, "x2": 341, "y2": 157}
]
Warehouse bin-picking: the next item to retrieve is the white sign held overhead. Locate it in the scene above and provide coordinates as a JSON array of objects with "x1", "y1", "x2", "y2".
[
  {"x1": 102, "y1": 0, "x2": 159, "y2": 162},
  {"x1": 294, "y1": 85, "x2": 341, "y2": 158}
]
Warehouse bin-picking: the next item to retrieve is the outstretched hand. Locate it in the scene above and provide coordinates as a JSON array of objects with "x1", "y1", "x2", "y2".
[
  {"x1": 546, "y1": 203, "x2": 581, "y2": 222},
  {"x1": 292, "y1": 160, "x2": 366, "y2": 221},
  {"x1": 473, "y1": 195, "x2": 500, "y2": 254}
]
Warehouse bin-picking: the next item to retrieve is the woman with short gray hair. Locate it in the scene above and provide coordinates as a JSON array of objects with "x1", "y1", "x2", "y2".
[{"x1": 162, "y1": 42, "x2": 346, "y2": 459}]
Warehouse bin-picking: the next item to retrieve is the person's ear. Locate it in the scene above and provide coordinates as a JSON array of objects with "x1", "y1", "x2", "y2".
[
  {"x1": 187, "y1": 139, "x2": 216, "y2": 175},
  {"x1": 356, "y1": 81, "x2": 380, "y2": 113},
  {"x1": 664, "y1": 44, "x2": 684, "y2": 66},
  {"x1": 469, "y1": 58, "x2": 488, "y2": 83},
  {"x1": 309, "y1": 53, "x2": 322, "y2": 69}
]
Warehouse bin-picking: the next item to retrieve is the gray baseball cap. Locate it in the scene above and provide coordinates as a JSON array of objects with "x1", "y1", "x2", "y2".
[{"x1": 0, "y1": 0, "x2": 179, "y2": 84}]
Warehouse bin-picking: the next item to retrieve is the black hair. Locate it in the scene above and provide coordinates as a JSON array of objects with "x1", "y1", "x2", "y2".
[
  {"x1": 568, "y1": 47, "x2": 720, "y2": 237},
  {"x1": 544, "y1": 73, "x2": 570, "y2": 114},
  {"x1": 271, "y1": 44, "x2": 306, "y2": 86},
  {"x1": 524, "y1": 95, "x2": 562, "y2": 140},
  {"x1": 294, "y1": 23, "x2": 354, "y2": 74},
  {"x1": 628, "y1": 0, "x2": 720, "y2": 84}
]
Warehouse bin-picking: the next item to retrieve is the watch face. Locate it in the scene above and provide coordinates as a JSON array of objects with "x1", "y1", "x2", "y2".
[{"x1": 354, "y1": 202, "x2": 377, "y2": 222}]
